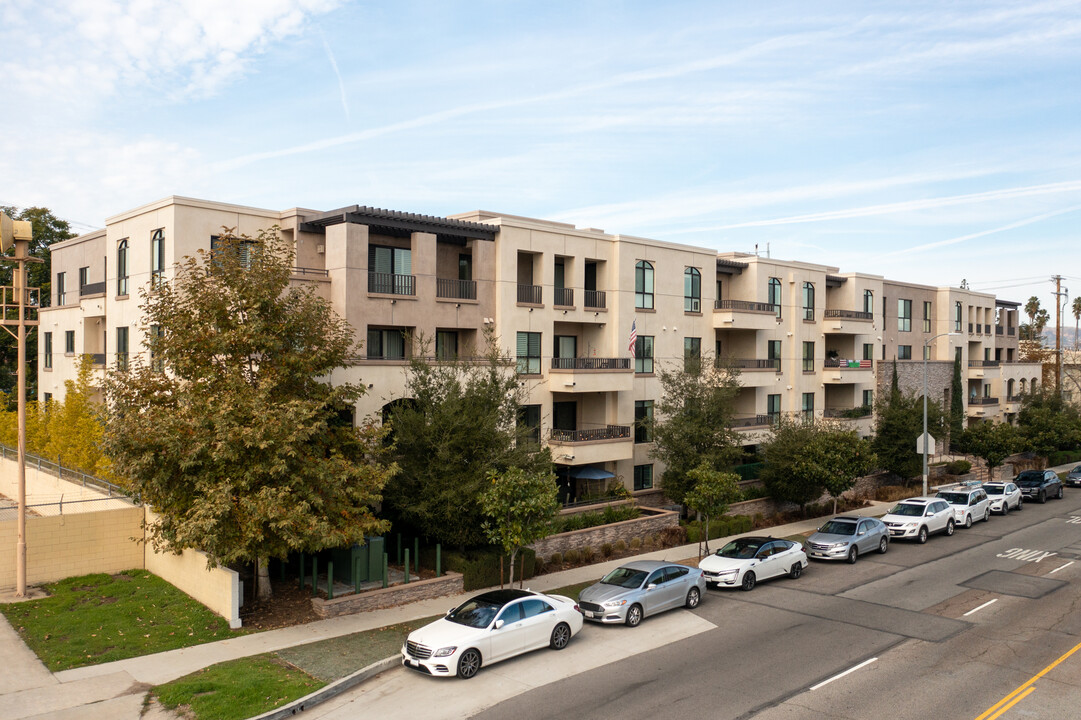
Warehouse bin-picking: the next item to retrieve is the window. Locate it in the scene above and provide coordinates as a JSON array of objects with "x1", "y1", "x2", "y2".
[
  {"x1": 635, "y1": 261, "x2": 654, "y2": 309},
  {"x1": 117, "y1": 239, "x2": 129, "y2": 296},
  {"x1": 924, "y1": 345, "x2": 932, "y2": 361},
  {"x1": 518, "y1": 404, "x2": 541, "y2": 444},
  {"x1": 635, "y1": 336, "x2": 654, "y2": 373},
  {"x1": 767, "y1": 394, "x2": 781, "y2": 423},
  {"x1": 150, "y1": 324, "x2": 164, "y2": 372},
  {"x1": 898, "y1": 345, "x2": 912, "y2": 360},
  {"x1": 633, "y1": 464, "x2": 653, "y2": 491},
  {"x1": 64, "y1": 330, "x2": 75, "y2": 354},
  {"x1": 768, "y1": 340, "x2": 781, "y2": 371},
  {"x1": 43, "y1": 332, "x2": 52, "y2": 369},
  {"x1": 802, "y1": 282, "x2": 815, "y2": 320},
  {"x1": 368, "y1": 328, "x2": 407, "y2": 360},
  {"x1": 554, "y1": 335, "x2": 577, "y2": 360},
  {"x1": 684, "y1": 267, "x2": 701, "y2": 312},
  {"x1": 863, "y1": 290, "x2": 873, "y2": 315},
  {"x1": 802, "y1": 341, "x2": 814, "y2": 372},
  {"x1": 684, "y1": 337, "x2": 701, "y2": 371},
  {"x1": 863, "y1": 389, "x2": 873, "y2": 408},
  {"x1": 79, "y1": 266, "x2": 88, "y2": 290},
  {"x1": 923, "y1": 301, "x2": 932, "y2": 333},
  {"x1": 635, "y1": 400, "x2": 654, "y2": 443},
  {"x1": 954, "y1": 301, "x2": 962, "y2": 332},
  {"x1": 56, "y1": 272, "x2": 66, "y2": 305},
  {"x1": 369, "y1": 245, "x2": 413, "y2": 294},
  {"x1": 955, "y1": 346, "x2": 962, "y2": 363},
  {"x1": 863, "y1": 343, "x2": 874, "y2": 361},
  {"x1": 43, "y1": 393, "x2": 52, "y2": 405},
  {"x1": 801, "y1": 392, "x2": 814, "y2": 421},
  {"x1": 516, "y1": 331, "x2": 541, "y2": 374},
  {"x1": 898, "y1": 299, "x2": 912, "y2": 332},
  {"x1": 459, "y1": 254, "x2": 472, "y2": 282},
  {"x1": 436, "y1": 330, "x2": 458, "y2": 361},
  {"x1": 151, "y1": 229, "x2": 165, "y2": 287},
  {"x1": 768, "y1": 277, "x2": 782, "y2": 317},
  {"x1": 116, "y1": 326, "x2": 129, "y2": 371}
]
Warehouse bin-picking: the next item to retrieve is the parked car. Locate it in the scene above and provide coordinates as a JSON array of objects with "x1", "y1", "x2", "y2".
[
  {"x1": 984, "y1": 482, "x2": 1023, "y2": 514},
  {"x1": 698, "y1": 536, "x2": 808, "y2": 591},
  {"x1": 1065, "y1": 465, "x2": 1081, "y2": 488},
  {"x1": 401, "y1": 588, "x2": 583, "y2": 679},
  {"x1": 578, "y1": 560, "x2": 706, "y2": 627},
  {"x1": 1015, "y1": 469, "x2": 1064, "y2": 504},
  {"x1": 806, "y1": 516, "x2": 889, "y2": 563},
  {"x1": 881, "y1": 497, "x2": 955, "y2": 543},
  {"x1": 936, "y1": 484, "x2": 991, "y2": 528}
]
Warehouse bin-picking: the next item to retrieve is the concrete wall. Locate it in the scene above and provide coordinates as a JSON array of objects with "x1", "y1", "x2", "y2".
[
  {"x1": 311, "y1": 572, "x2": 463, "y2": 618},
  {"x1": 530, "y1": 508, "x2": 679, "y2": 559}
]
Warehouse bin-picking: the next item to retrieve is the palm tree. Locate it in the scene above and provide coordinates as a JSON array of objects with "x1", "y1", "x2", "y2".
[
  {"x1": 1022, "y1": 296, "x2": 1042, "y2": 342},
  {"x1": 1073, "y1": 297, "x2": 1081, "y2": 350}
]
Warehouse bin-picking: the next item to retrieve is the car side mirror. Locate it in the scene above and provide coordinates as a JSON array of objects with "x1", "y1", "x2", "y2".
[
  {"x1": 494, "y1": 619, "x2": 505, "y2": 630},
  {"x1": 646, "y1": 583, "x2": 656, "y2": 591}
]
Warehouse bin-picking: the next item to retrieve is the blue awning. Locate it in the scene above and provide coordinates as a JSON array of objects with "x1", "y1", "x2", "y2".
[{"x1": 567, "y1": 466, "x2": 615, "y2": 480}]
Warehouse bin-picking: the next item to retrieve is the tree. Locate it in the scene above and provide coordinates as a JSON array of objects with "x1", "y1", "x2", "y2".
[
  {"x1": 949, "y1": 355, "x2": 964, "y2": 449},
  {"x1": 759, "y1": 417, "x2": 826, "y2": 514},
  {"x1": 101, "y1": 229, "x2": 393, "y2": 600},
  {"x1": 806, "y1": 428, "x2": 876, "y2": 514},
  {"x1": 684, "y1": 463, "x2": 741, "y2": 554},
  {"x1": 480, "y1": 466, "x2": 559, "y2": 586},
  {"x1": 872, "y1": 389, "x2": 945, "y2": 482},
  {"x1": 1073, "y1": 297, "x2": 1081, "y2": 350},
  {"x1": 383, "y1": 332, "x2": 551, "y2": 548},
  {"x1": 651, "y1": 355, "x2": 742, "y2": 505},
  {"x1": 959, "y1": 421, "x2": 1018, "y2": 473},
  {"x1": 1016, "y1": 390, "x2": 1081, "y2": 457},
  {"x1": 1024, "y1": 296, "x2": 1041, "y2": 329}
]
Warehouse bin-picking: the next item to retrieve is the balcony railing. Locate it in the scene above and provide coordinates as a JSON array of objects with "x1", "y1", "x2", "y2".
[
  {"x1": 824, "y1": 309, "x2": 873, "y2": 320},
  {"x1": 554, "y1": 287, "x2": 574, "y2": 307},
  {"x1": 551, "y1": 357, "x2": 631, "y2": 370},
  {"x1": 724, "y1": 358, "x2": 781, "y2": 370},
  {"x1": 436, "y1": 277, "x2": 477, "y2": 300},
  {"x1": 824, "y1": 406, "x2": 872, "y2": 419},
  {"x1": 715, "y1": 299, "x2": 779, "y2": 314},
  {"x1": 584, "y1": 289, "x2": 606, "y2": 309},
  {"x1": 824, "y1": 358, "x2": 873, "y2": 369},
  {"x1": 368, "y1": 271, "x2": 416, "y2": 296},
  {"x1": 517, "y1": 283, "x2": 542, "y2": 304},
  {"x1": 549, "y1": 425, "x2": 631, "y2": 442},
  {"x1": 969, "y1": 396, "x2": 999, "y2": 406},
  {"x1": 1007, "y1": 394, "x2": 1023, "y2": 402},
  {"x1": 730, "y1": 414, "x2": 773, "y2": 428},
  {"x1": 968, "y1": 360, "x2": 1000, "y2": 368},
  {"x1": 79, "y1": 281, "x2": 106, "y2": 296},
  {"x1": 291, "y1": 266, "x2": 329, "y2": 277}
]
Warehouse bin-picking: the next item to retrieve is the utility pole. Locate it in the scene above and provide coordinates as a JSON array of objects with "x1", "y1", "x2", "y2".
[{"x1": 1052, "y1": 275, "x2": 1066, "y2": 400}]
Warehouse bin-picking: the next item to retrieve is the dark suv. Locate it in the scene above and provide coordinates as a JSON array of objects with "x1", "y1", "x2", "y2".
[{"x1": 1014, "y1": 469, "x2": 1063, "y2": 504}]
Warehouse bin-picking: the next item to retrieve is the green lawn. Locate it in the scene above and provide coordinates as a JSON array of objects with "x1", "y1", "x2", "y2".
[
  {"x1": 0, "y1": 570, "x2": 242, "y2": 671},
  {"x1": 153, "y1": 655, "x2": 323, "y2": 720}
]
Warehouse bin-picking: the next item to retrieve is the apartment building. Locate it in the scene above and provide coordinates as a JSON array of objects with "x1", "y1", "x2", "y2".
[{"x1": 39, "y1": 196, "x2": 1041, "y2": 501}]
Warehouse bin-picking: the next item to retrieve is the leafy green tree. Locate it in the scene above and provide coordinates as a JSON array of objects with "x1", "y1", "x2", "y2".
[
  {"x1": 872, "y1": 390, "x2": 945, "y2": 482},
  {"x1": 1016, "y1": 390, "x2": 1081, "y2": 457},
  {"x1": 651, "y1": 355, "x2": 742, "y2": 505},
  {"x1": 760, "y1": 417, "x2": 826, "y2": 514},
  {"x1": 383, "y1": 332, "x2": 551, "y2": 548},
  {"x1": 684, "y1": 463, "x2": 741, "y2": 553},
  {"x1": 959, "y1": 421, "x2": 1018, "y2": 472},
  {"x1": 480, "y1": 467, "x2": 559, "y2": 586},
  {"x1": 949, "y1": 356, "x2": 964, "y2": 449},
  {"x1": 101, "y1": 229, "x2": 393, "y2": 600},
  {"x1": 809, "y1": 428, "x2": 876, "y2": 514}
]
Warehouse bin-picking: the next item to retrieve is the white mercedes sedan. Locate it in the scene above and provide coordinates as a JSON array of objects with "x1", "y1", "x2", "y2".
[{"x1": 401, "y1": 588, "x2": 584, "y2": 679}]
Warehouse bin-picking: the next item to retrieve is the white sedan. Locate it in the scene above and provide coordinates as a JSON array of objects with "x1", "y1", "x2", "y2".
[
  {"x1": 698, "y1": 536, "x2": 808, "y2": 591},
  {"x1": 401, "y1": 588, "x2": 584, "y2": 679}
]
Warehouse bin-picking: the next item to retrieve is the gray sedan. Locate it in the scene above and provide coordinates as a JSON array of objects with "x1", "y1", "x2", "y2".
[
  {"x1": 578, "y1": 560, "x2": 706, "y2": 627},
  {"x1": 1065, "y1": 465, "x2": 1081, "y2": 488},
  {"x1": 805, "y1": 516, "x2": 889, "y2": 563}
]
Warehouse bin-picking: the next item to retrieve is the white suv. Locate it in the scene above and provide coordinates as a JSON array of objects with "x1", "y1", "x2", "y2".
[
  {"x1": 936, "y1": 484, "x2": 991, "y2": 528},
  {"x1": 881, "y1": 498, "x2": 955, "y2": 543}
]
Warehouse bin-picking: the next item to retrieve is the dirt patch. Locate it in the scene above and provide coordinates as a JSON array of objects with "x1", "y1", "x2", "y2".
[{"x1": 239, "y1": 579, "x2": 320, "y2": 631}]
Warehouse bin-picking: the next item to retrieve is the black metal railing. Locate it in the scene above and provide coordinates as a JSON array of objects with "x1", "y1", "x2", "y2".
[
  {"x1": 824, "y1": 309, "x2": 874, "y2": 320},
  {"x1": 551, "y1": 357, "x2": 631, "y2": 370},
  {"x1": 549, "y1": 425, "x2": 631, "y2": 442},
  {"x1": 291, "y1": 266, "x2": 329, "y2": 277},
  {"x1": 517, "y1": 283, "x2": 542, "y2": 304},
  {"x1": 1007, "y1": 394, "x2": 1023, "y2": 402},
  {"x1": 824, "y1": 406, "x2": 872, "y2": 419},
  {"x1": 554, "y1": 287, "x2": 574, "y2": 306},
  {"x1": 584, "y1": 289, "x2": 606, "y2": 309},
  {"x1": 715, "y1": 299, "x2": 779, "y2": 313},
  {"x1": 730, "y1": 414, "x2": 772, "y2": 428},
  {"x1": 969, "y1": 396, "x2": 999, "y2": 405},
  {"x1": 724, "y1": 358, "x2": 781, "y2": 370},
  {"x1": 368, "y1": 271, "x2": 416, "y2": 295},
  {"x1": 436, "y1": 277, "x2": 477, "y2": 300},
  {"x1": 79, "y1": 281, "x2": 106, "y2": 296},
  {"x1": 968, "y1": 360, "x2": 1000, "y2": 368}
]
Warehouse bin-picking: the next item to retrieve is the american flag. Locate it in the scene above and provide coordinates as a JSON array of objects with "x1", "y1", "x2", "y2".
[{"x1": 628, "y1": 318, "x2": 637, "y2": 357}]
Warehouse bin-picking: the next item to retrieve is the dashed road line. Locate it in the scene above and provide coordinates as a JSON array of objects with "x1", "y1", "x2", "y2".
[
  {"x1": 1048, "y1": 561, "x2": 1074, "y2": 575},
  {"x1": 963, "y1": 599, "x2": 998, "y2": 617},
  {"x1": 809, "y1": 657, "x2": 877, "y2": 691}
]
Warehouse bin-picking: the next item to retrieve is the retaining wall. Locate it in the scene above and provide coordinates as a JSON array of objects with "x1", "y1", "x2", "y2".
[
  {"x1": 311, "y1": 571, "x2": 464, "y2": 618},
  {"x1": 529, "y1": 507, "x2": 679, "y2": 559}
]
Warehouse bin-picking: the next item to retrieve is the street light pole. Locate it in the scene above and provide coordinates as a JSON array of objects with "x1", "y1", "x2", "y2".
[{"x1": 923, "y1": 331, "x2": 960, "y2": 497}]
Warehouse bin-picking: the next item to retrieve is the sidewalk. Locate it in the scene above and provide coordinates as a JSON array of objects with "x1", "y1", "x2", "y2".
[{"x1": 0, "y1": 500, "x2": 893, "y2": 719}]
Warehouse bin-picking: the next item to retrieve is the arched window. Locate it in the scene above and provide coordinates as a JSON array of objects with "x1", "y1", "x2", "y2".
[
  {"x1": 954, "y1": 301, "x2": 963, "y2": 332},
  {"x1": 802, "y1": 282, "x2": 815, "y2": 320},
  {"x1": 117, "y1": 239, "x2": 129, "y2": 296},
  {"x1": 863, "y1": 290, "x2": 873, "y2": 315},
  {"x1": 684, "y1": 267, "x2": 701, "y2": 312},
  {"x1": 768, "y1": 277, "x2": 782, "y2": 318},
  {"x1": 635, "y1": 260, "x2": 654, "y2": 309}
]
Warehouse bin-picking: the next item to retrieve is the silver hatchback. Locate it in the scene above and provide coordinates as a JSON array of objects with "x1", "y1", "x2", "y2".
[{"x1": 806, "y1": 516, "x2": 889, "y2": 563}]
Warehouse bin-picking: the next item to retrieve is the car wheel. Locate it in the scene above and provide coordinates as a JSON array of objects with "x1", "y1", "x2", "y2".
[
  {"x1": 847, "y1": 546, "x2": 858, "y2": 564},
  {"x1": 917, "y1": 526, "x2": 929, "y2": 544},
  {"x1": 1057, "y1": 486, "x2": 1064, "y2": 499},
  {"x1": 1017, "y1": 498, "x2": 1023, "y2": 511},
  {"x1": 457, "y1": 649, "x2": 482, "y2": 679},
  {"x1": 945, "y1": 518, "x2": 955, "y2": 536},
  {"x1": 549, "y1": 622, "x2": 571, "y2": 650},
  {"x1": 964, "y1": 514, "x2": 972, "y2": 529},
  {"x1": 741, "y1": 571, "x2": 757, "y2": 591},
  {"x1": 685, "y1": 586, "x2": 701, "y2": 608},
  {"x1": 983, "y1": 507, "x2": 991, "y2": 522},
  {"x1": 789, "y1": 562, "x2": 803, "y2": 579},
  {"x1": 878, "y1": 537, "x2": 889, "y2": 554},
  {"x1": 1001, "y1": 503, "x2": 1009, "y2": 515},
  {"x1": 625, "y1": 604, "x2": 643, "y2": 627},
  {"x1": 1039, "y1": 491, "x2": 1046, "y2": 504}
]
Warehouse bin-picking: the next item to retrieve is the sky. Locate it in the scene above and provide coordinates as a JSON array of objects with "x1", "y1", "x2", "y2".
[{"x1": 2, "y1": 0, "x2": 1080, "y2": 322}]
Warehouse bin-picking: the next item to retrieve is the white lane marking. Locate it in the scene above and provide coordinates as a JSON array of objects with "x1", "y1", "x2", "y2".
[
  {"x1": 964, "y1": 599, "x2": 998, "y2": 617},
  {"x1": 996, "y1": 548, "x2": 1057, "y2": 563},
  {"x1": 1067, "y1": 516, "x2": 1081, "y2": 524},
  {"x1": 1049, "y1": 561, "x2": 1075, "y2": 575},
  {"x1": 810, "y1": 657, "x2": 878, "y2": 691}
]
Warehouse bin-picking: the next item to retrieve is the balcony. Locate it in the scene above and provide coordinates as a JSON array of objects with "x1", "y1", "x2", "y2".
[
  {"x1": 824, "y1": 359, "x2": 872, "y2": 369},
  {"x1": 517, "y1": 283, "x2": 542, "y2": 305},
  {"x1": 368, "y1": 271, "x2": 416, "y2": 296},
  {"x1": 824, "y1": 308, "x2": 874, "y2": 333},
  {"x1": 548, "y1": 425, "x2": 633, "y2": 465},
  {"x1": 725, "y1": 358, "x2": 780, "y2": 370},
  {"x1": 716, "y1": 299, "x2": 778, "y2": 313},
  {"x1": 824, "y1": 309, "x2": 874, "y2": 320},
  {"x1": 731, "y1": 414, "x2": 773, "y2": 429},
  {"x1": 713, "y1": 299, "x2": 780, "y2": 331},
  {"x1": 436, "y1": 277, "x2": 477, "y2": 300},
  {"x1": 88, "y1": 353, "x2": 106, "y2": 367},
  {"x1": 584, "y1": 289, "x2": 606, "y2": 310},
  {"x1": 968, "y1": 360, "x2": 999, "y2": 368},
  {"x1": 549, "y1": 357, "x2": 633, "y2": 393},
  {"x1": 554, "y1": 287, "x2": 574, "y2": 307},
  {"x1": 967, "y1": 360, "x2": 1000, "y2": 379},
  {"x1": 969, "y1": 396, "x2": 999, "y2": 405}
]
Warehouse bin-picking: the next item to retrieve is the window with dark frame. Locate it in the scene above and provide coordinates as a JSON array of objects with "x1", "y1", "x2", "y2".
[
  {"x1": 635, "y1": 400, "x2": 654, "y2": 443},
  {"x1": 43, "y1": 332, "x2": 52, "y2": 369},
  {"x1": 116, "y1": 326, "x2": 129, "y2": 371},
  {"x1": 898, "y1": 345, "x2": 912, "y2": 360},
  {"x1": 898, "y1": 299, "x2": 912, "y2": 332},
  {"x1": 635, "y1": 260, "x2": 654, "y2": 309},
  {"x1": 633, "y1": 464, "x2": 653, "y2": 491},
  {"x1": 635, "y1": 335, "x2": 654, "y2": 373},
  {"x1": 518, "y1": 404, "x2": 542, "y2": 444},
  {"x1": 64, "y1": 330, "x2": 74, "y2": 354},
  {"x1": 802, "y1": 282, "x2": 815, "y2": 320},
  {"x1": 768, "y1": 277, "x2": 782, "y2": 317},
  {"x1": 117, "y1": 239, "x2": 129, "y2": 296},
  {"x1": 684, "y1": 337, "x2": 701, "y2": 371},
  {"x1": 684, "y1": 267, "x2": 701, "y2": 312},
  {"x1": 151, "y1": 229, "x2": 165, "y2": 287},
  {"x1": 368, "y1": 328, "x2": 407, "y2": 360},
  {"x1": 802, "y1": 341, "x2": 814, "y2": 372},
  {"x1": 516, "y1": 331, "x2": 541, "y2": 374},
  {"x1": 923, "y1": 301, "x2": 932, "y2": 332}
]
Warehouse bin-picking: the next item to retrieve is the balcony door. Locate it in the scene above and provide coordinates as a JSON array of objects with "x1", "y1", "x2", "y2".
[
  {"x1": 554, "y1": 335, "x2": 577, "y2": 362},
  {"x1": 552, "y1": 401, "x2": 577, "y2": 432}
]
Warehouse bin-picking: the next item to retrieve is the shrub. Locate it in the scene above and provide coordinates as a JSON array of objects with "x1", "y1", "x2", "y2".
[
  {"x1": 875, "y1": 485, "x2": 918, "y2": 502},
  {"x1": 552, "y1": 505, "x2": 641, "y2": 534},
  {"x1": 658, "y1": 526, "x2": 687, "y2": 547},
  {"x1": 629, "y1": 537, "x2": 642, "y2": 550},
  {"x1": 548, "y1": 552, "x2": 562, "y2": 566},
  {"x1": 563, "y1": 549, "x2": 580, "y2": 565},
  {"x1": 580, "y1": 546, "x2": 595, "y2": 563},
  {"x1": 945, "y1": 459, "x2": 972, "y2": 475},
  {"x1": 614, "y1": 539, "x2": 627, "y2": 553},
  {"x1": 443, "y1": 548, "x2": 537, "y2": 591},
  {"x1": 533, "y1": 557, "x2": 546, "y2": 575},
  {"x1": 601, "y1": 542, "x2": 614, "y2": 558}
]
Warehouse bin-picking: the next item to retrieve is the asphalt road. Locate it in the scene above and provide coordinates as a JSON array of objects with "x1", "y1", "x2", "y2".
[{"x1": 319, "y1": 491, "x2": 1081, "y2": 720}]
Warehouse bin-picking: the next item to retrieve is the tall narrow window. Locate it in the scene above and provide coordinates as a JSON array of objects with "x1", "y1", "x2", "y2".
[
  {"x1": 801, "y1": 392, "x2": 815, "y2": 421},
  {"x1": 516, "y1": 331, "x2": 541, "y2": 374},
  {"x1": 56, "y1": 272, "x2": 66, "y2": 305},
  {"x1": 150, "y1": 324, "x2": 164, "y2": 372},
  {"x1": 954, "y1": 301, "x2": 963, "y2": 332},
  {"x1": 863, "y1": 290, "x2": 873, "y2": 315},
  {"x1": 863, "y1": 343, "x2": 874, "y2": 360},
  {"x1": 768, "y1": 277, "x2": 782, "y2": 317},
  {"x1": 635, "y1": 260, "x2": 654, "y2": 309},
  {"x1": 684, "y1": 267, "x2": 701, "y2": 312},
  {"x1": 436, "y1": 330, "x2": 459, "y2": 361},
  {"x1": 43, "y1": 332, "x2": 53, "y2": 369},
  {"x1": 802, "y1": 282, "x2": 815, "y2": 320},
  {"x1": 767, "y1": 340, "x2": 781, "y2": 371},
  {"x1": 923, "y1": 345, "x2": 932, "y2": 361},
  {"x1": 898, "y1": 299, "x2": 912, "y2": 332},
  {"x1": 151, "y1": 229, "x2": 165, "y2": 288},
  {"x1": 802, "y1": 341, "x2": 814, "y2": 372},
  {"x1": 635, "y1": 336, "x2": 654, "y2": 373},
  {"x1": 459, "y1": 254, "x2": 472, "y2": 282},
  {"x1": 64, "y1": 330, "x2": 75, "y2": 354},
  {"x1": 78, "y1": 266, "x2": 88, "y2": 290},
  {"x1": 684, "y1": 337, "x2": 701, "y2": 371},
  {"x1": 517, "y1": 405, "x2": 541, "y2": 444},
  {"x1": 922, "y1": 301, "x2": 932, "y2": 333},
  {"x1": 633, "y1": 464, "x2": 653, "y2": 491},
  {"x1": 767, "y1": 394, "x2": 781, "y2": 424},
  {"x1": 117, "y1": 239, "x2": 129, "y2": 296},
  {"x1": 635, "y1": 400, "x2": 654, "y2": 443},
  {"x1": 116, "y1": 326, "x2": 129, "y2": 371}
]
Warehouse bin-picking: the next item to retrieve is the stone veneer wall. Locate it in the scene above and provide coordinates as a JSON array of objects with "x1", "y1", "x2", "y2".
[
  {"x1": 530, "y1": 507, "x2": 678, "y2": 559},
  {"x1": 311, "y1": 572, "x2": 464, "y2": 618}
]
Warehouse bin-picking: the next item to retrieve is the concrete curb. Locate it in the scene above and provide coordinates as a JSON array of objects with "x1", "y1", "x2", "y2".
[{"x1": 247, "y1": 655, "x2": 399, "y2": 720}]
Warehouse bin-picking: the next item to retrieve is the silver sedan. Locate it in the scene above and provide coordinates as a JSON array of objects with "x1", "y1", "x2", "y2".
[
  {"x1": 578, "y1": 560, "x2": 706, "y2": 627},
  {"x1": 805, "y1": 516, "x2": 889, "y2": 563}
]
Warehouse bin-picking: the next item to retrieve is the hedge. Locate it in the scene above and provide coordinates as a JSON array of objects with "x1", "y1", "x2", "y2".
[
  {"x1": 733, "y1": 462, "x2": 764, "y2": 481},
  {"x1": 944, "y1": 459, "x2": 971, "y2": 475},
  {"x1": 683, "y1": 515, "x2": 753, "y2": 544},
  {"x1": 552, "y1": 505, "x2": 640, "y2": 533},
  {"x1": 443, "y1": 547, "x2": 537, "y2": 591},
  {"x1": 1049, "y1": 450, "x2": 1081, "y2": 467}
]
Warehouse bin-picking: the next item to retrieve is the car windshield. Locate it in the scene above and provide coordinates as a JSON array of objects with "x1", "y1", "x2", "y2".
[
  {"x1": 1072, "y1": 466, "x2": 1081, "y2": 473},
  {"x1": 717, "y1": 538, "x2": 765, "y2": 558},
  {"x1": 889, "y1": 503, "x2": 925, "y2": 517},
  {"x1": 984, "y1": 485, "x2": 1005, "y2": 495},
  {"x1": 1016, "y1": 472, "x2": 1045, "y2": 487},
  {"x1": 818, "y1": 520, "x2": 857, "y2": 535},
  {"x1": 937, "y1": 492, "x2": 969, "y2": 504},
  {"x1": 446, "y1": 598, "x2": 501, "y2": 628},
  {"x1": 600, "y1": 567, "x2": 648, "y2": 588}
]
